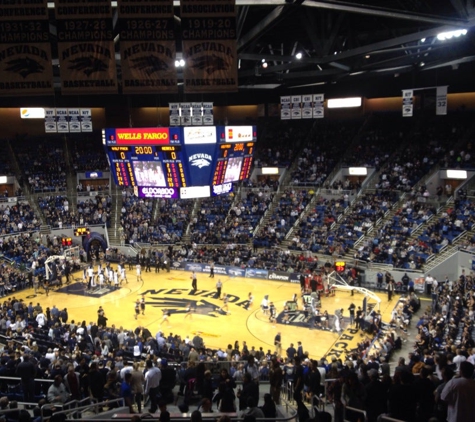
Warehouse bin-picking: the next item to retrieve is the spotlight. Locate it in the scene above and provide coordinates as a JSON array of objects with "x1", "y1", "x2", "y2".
[
  {"x1": 262, "y1": 62, "x2": 268, "y2": 68},
  {"x1": 295, "y1": 52, "x2": 302, "y2": 60}
]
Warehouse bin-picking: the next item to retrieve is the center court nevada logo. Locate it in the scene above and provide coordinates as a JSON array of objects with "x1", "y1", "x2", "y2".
[{"x1": 189, "y1": 153, "x2": 212, "y2": 168}]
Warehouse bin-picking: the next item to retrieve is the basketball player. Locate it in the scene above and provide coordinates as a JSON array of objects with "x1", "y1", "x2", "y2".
[
  {"x1": 98, "y1": 271, "x2": 104, "y2": 289},
  {"x1": 134, "y1": 300, "x2": 140, "y2": 320},
  {"x1": 209, "y1": 262, "x2": 214, "y2": 278},
  {"x1": 136, "y1": 263, "x2": 143, "y2": 282},
  {"x1": 269, "y1": 302, "x2": 277, "y2": 327},
  {"x1": 113, "y1": 269, "x2": 119, "y2": 290},
  {"x1": 282, "y1": 305, "x2": 290, "y2": 324},
  {"x1": 120, "y1": 266, "x2": 128, "y2": 284},
  {"x1": 244, "y1": 292, "x2": 254, "y2": 310},
  {"x1": 184, "y1": 303, "x2": 194, "y2": 320},
  {"x1": 140, "y1": 295, "x2": 146, "y2": 315},
  {"x1": 87, "y1": 265, "x2": 94, "y2": 290},
  {"x1": 219, "y1": 294, "x2": 230, "y2": 314},
  {"x1": 160, "y1": 309, "x2": 171, "y2": 327},
  {"x1": 190, "y1": 271, "x2": 197, "y2": 290},
  {"x1": 261, "y1": 295, "x2": 269, "y2": 315}
]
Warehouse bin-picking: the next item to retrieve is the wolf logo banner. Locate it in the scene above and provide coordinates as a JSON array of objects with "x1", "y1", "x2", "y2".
[
  {"x1": 118, "y1": 0, "x2": 177, "y2": 94},
  {"x1": 402, "y1": 89, "x2": 413, "y2": 117},
  {"x1": 184, "y1": 143, "x2": 218, "y2": 186},
  {"x1": 181, "y1": 0, "x2": 238, "y2": 93},
  {"x1": 55, "y1": 0, "x2": 118, "y2": 94},
  {"x1": 0, "y1": 0, "x2": 53, "y2": 96}
]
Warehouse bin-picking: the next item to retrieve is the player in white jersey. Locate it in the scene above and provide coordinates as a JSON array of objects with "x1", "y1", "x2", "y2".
[
  {"x1": 136, "y1": 264, "x2": 143, "y2": 282},
  {"x1": 87, "y1": 266, "x2": 94, "y2": 289},
  {"x1": 98, "y1": 271, "x2": 104, "y2": 288},
  {"x1": 108, "y1": 268, "x2": 114, "y2": 284},
  {"x1": 90, "y1": 273, "x2": 97, "y2": 290}
]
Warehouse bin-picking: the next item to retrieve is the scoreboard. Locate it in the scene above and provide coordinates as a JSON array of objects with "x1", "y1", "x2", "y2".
[{"x1": 103, "y1": 125, "x2": 256, "y2": 198}]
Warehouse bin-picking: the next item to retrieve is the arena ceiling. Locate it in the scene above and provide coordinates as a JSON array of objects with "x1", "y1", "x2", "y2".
[{"x1": 3, "y1": 0, "x2": 475, "y2": 107}]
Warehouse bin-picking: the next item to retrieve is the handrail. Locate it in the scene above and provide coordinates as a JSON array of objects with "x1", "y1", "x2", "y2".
[{"x1": 50, "y1": 397, "x2": 120, "y2": 421}]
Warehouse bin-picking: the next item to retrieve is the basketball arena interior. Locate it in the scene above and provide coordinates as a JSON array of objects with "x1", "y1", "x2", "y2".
[{"x1": 1, "y1": 1, "x2": 475, "y2": 422}]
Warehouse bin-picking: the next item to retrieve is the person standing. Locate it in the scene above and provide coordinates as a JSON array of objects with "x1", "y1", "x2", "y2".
[
  {"x1": 348, "y1": 303, "x2": 356, "y2": 326},
  {"x1": 191, "y1": 271, "x2": 197, "y2": 290},
  {"x1": 388, "y1": 280, "x2": 395, "y2": 301},
  {"x1": 140, "y1": 295, "x2": 146, "y2": 315},
  {"x1": 355, "y1": 306, "x2": 363, "y2": 330},
  {"x1": 134, "y1": 300, "x2": 140, "y2": 320},
  {"x1": 136, "y1": 263, "x2": 143, "y2": 282},
  {"x1": 216, "y1": 279, "x2": 222, "y2": 299},
  {"x1": 244, "y1": 292, "x2": 254, "y2": 310},
  {"x1": 121, "y1": 372, "x2": 134, "y2": 413},
  {"x1": 293, "y1": 357, "x2": 305, "y2": 407},
  {"x1": 209, "y1": 262, "x2": 215, "y2": 278},
  {"x1": 16, "y1": 354, "x2": 36, "y2": 404},
  {"x1": 130, "y1": 362, "x2": 145, "y2": 413},
  {"x1": 274, "y1": 332, "x2": 282, "y2": 357},
  {"x1": 144, "y1": 359, "x2": 162, "y2": 413},
  {"x1": 441, "y1": 361, "x2": 475, "y2": 422},
  {"x1": 269, "y1": 358, "x2": 283, "y2": 404}
]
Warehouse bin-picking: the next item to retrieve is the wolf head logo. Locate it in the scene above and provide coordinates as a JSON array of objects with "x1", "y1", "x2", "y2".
[
  {"x1": 191, "y1": 54, "x2": 229, "y2": 75},
  {"x1": 131, "y1": 55, "x2": 168, "y2": 76},
  {"x1": 190, "y1": 158, "x2": 210, "y2": 168},
  {"x1": 5, "y1": 57, "x2": 44, "y2": 78},
  {"x1": 68, "y1": 56, "x2": 108, "y2": 76}
]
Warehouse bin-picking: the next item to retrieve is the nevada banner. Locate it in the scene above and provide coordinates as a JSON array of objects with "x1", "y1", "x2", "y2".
[
  {"x1": 55, "y1": 0, "x2": 118, "y2": 94},
  {"x1": 180, "y1": 0, "x2": 238, "y2": 93},
  {"x1": 402, "y1": 89, "x2": 413, "y2": 117},
  {"x1": 118, "y1": 0, "x2": 177, "y2": 94},
  {"x1": 0, "y1": 0, "x2": 53, "y2": 96},
  {"x1": 436, "y1": 86, "x2": 448, "y2": 116},
  {"x1": 280, "y1": 96, "x2": 291, "y2": 120}
]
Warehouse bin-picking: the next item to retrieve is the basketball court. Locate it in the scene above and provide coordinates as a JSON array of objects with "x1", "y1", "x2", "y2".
[{"x1": 13, "y1": 268, "x2": 396, "y2": 359}]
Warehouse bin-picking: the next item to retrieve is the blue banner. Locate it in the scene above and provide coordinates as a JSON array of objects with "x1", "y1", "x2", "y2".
[
  {"x1": 172, "y1": 261, "x2": 299, "y2": 282},
  {"x1": 245, "y1": 268, "x2": 269, "y2": 279},
  {"x1": 182, "y1": 143, "x2": 218, "y2": 185}
]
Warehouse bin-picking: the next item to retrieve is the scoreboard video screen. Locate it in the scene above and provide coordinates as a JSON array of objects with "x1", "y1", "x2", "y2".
[{"x1": 103, "y1": 125, "x2": 256, "y2": 197}]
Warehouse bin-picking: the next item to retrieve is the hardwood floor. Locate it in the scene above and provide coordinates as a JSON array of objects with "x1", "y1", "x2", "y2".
[{"x1": 12, "y1": 267, "x2": 396, "y2": 360}]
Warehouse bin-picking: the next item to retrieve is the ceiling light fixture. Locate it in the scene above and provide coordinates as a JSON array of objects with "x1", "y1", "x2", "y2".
[{"x1": 437, "y1": 29, "x2": 467, "y2": 40}]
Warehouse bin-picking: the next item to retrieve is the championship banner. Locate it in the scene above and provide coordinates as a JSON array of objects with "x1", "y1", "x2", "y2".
[
  {"x1": 180, "y1": 102, "x2": 192, "y2": 126},
  {"x1": 80, "y1": 109, "x2": 93, "y2": 132},
  {"x1": 302, "y1": 95, "x2": 313, "y2": 119},
  {"x1": 118, "y1": 0, "x2": 177, "y2": 94},
  {"x1": 313, "y1": 94, "x2": 324, "y2": 118},
  {"x1": 56, "y1": 108, "x2": 69, "y2": 133},
  {"x1": 68, "y1": 108, "x2": 81, "y2": 132},
  {"x1": 0, "y1": 0, "x2": 53, "y2": 96},
  {"x1": 402, "y1": 89, "x2": 413, "y2": 117},
  {"x1": 169, "y1": 103, "x2": 180, "y2": 126},
  {"x1": 180, "y1": 0, "x2": 238, "y2": 93},
  {"x1": 45, "y1": 109, "x2": 57, "y2": 133},
  {"x1": 436, "y1": 86, "x2": 448, "y2": 115},
  {"x1": 55, "y1": 0, "x2": 118, "y2": 94},
  {"x1": 280, "y1": 96, "x2": 291, "y2": 120},
  {"x1": 203, "y1": 102, "x2": 214, "y2": 125},
  {"x1": 192, "y1": 102, "x2": 203, "y2": 125},
  {"x1": 291, "y1": 95, "x2": 302, "y2": 119}
]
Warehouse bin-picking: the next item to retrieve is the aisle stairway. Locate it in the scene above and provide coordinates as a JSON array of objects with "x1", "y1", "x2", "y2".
[
  {"x1": 107, "y1": 184, "x2": 121, "y2": 245},
  {"x1": 6, "y1": 140, "x2": 46, "y2": 226}
]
